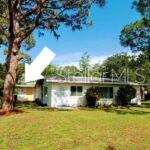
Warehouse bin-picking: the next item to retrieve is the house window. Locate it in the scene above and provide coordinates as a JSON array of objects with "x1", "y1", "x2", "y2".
[
  {"x1": 100, "y1": 87, "x2": 113, "y2": 99},
  {"x1": 71, "y1": 86, "x2": 83, "y2": 96},
  {"x1": 44, "y1": 87, "x2": 48, "y2": 97}
]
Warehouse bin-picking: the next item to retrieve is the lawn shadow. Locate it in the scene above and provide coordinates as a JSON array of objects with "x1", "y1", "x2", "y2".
[
  {"x1": 141, "y1": 101, "x2": 150, "y2": 108},
  {"x1": 16, "y1": 102, "x2": 73, "y2": 112},
  {"x1": 15, "y1": 101, "x2": 150, "y2": 114},
  {"x1": 103, "y1": 107, "x2": 150, "y2": 115},
  {"x1": 79, "y1": 101, "x2": 150, "y2": 115}
]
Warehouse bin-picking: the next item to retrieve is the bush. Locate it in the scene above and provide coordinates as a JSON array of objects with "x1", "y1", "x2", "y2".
[
  {"x1": 34, "y1": 98, "x2": 47, "y2": 106},
  {"x1": 0, "y1": 96, "x2": 2, "y2": 109},
  {"x1": 85, "y1": 87, "x2": 101, "y2": 107},
  {"x1": 116, "y1": 85, "x2": 136, "y2": 106}
]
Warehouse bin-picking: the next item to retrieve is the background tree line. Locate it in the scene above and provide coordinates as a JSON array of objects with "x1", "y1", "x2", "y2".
[{"x1": 0, "y1": 50, "x2": 149, "y2": 85}]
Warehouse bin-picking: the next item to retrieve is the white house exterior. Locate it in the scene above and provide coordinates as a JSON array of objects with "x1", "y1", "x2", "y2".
[{"x1": 17, "y1": 76, "x2": 141, "y2": 107}]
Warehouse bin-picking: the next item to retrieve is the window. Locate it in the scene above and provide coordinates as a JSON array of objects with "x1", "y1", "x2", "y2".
[
  {"x1": 71, "y1": 86, "x2": 83, "y2": 96},
  {"x1": 100, "y1": 87, "x2": 113, "y2": 99},
  {"x1": 77, "y1": 86, "x2": 82, "y2": 96},
  {"x1": 71, "y1": 86, "x2": 76, "y2": 96}
]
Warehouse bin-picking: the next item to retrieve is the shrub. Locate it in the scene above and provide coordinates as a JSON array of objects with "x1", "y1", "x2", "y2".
[
  {"x1": 34, "y1": 98, "x2": 47, "y2": 106},
  {"x1": 116, "y1": 85, "x2": 136, "y2": 106},
  {"x1": 145, "y1": 93, "x2": 150, "y2": 100},
  {"x1": 85, "y1": 87, "x2": 101, "y2": 107},
  {"x1": 0, "y1": 96, "x2": 2, "y2": 108}
]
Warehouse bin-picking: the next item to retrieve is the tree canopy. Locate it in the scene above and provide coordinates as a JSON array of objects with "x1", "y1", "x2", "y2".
[
  {"x1": 91, "y1": 52, "x2": 150, "y2": 84},
  {"x1": 120, "y1": 0, "x2": 150, "y2": 53},
  {"x1": 0, "y1": 0, "x2": 105, "y2": 50}
]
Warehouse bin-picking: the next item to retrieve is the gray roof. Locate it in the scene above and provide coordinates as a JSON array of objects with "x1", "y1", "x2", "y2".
[
  {"x1": 16, "y1": 81, "x2": 36, "y2": 88},
  {"x1": 46, "y1": 76, "x2": 141, "y2": 86}
]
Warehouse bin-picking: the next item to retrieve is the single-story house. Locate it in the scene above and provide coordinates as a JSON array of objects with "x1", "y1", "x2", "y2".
[{"x1": 16, "y1": 76, "x2": 142, "y2": 107}]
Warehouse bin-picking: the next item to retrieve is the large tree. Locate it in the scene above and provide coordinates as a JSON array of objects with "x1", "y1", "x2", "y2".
[
  {"x1": 0, "y1": 0, "x2": 105, "y2": 110},
  {"x1": 120, "y1": 0, "x2": 150, "y2": 53},
  {"x1": 120, "y1": 0, "x2": 150, "y2": 92}
]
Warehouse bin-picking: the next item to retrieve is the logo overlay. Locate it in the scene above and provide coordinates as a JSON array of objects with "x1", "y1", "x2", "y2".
[{"x1": 25, "y1": 46, "x2": 56, "y2": 83}]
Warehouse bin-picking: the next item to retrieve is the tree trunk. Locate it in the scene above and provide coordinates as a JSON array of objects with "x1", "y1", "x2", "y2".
[{"x1": 2, "y1": 40, "x2": 20, "y2": 111}]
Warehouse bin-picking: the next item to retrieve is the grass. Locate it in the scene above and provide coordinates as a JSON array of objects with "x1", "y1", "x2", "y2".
[{"x1": 0, "y1": 101, "x2": 150, "y2": 150}]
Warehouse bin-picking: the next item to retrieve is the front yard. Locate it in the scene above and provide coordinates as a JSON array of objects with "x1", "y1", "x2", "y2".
[{"x1": 0, "y1": 101, "x2": 150, "y2": 150}]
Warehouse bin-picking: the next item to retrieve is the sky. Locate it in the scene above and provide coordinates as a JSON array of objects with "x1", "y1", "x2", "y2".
[{"x1": 0, "y1": 0, "x2": 140, "y2": 66}]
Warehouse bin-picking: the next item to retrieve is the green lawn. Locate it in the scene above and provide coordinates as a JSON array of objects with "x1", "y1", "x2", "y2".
[{"x1": 0, "y1": 102, "x2": 150, "y2": 150}]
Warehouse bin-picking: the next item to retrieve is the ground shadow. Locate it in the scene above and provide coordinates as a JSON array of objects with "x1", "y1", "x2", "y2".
[
  {"x1": 141, "y1": 101, "x2": 150, "y2": 108},
  {"x1": 0, "y1": 108, "x2": 24, "y2": 116},
  {"x1": 103, "y1": 107, "x2": 150, "y2": 115},
  {"x1": 78, "y1": 102, "x2": 150, "y2": 115},
  {"x1": 15, "y1": 101, "x2": 150, "y2": 114},
  {"x1": 16, "y1": 101, "x2": 73, "y2": 112}
]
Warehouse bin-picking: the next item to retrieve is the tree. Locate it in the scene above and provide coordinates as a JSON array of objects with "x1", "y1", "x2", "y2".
[
  {"x1": 136, "y1": 51, "x2": 150, "y2": 91},
  {"x1": 85, "y1": 86, "x2": 101, "y2": 107},
  {"x1": 0, "y1": 0, "x2": 105, "y2": 110},
  {"x1": 120, "y1": 0, "x2": 150, "y2": 53},
  {"x1": 43, "y1": 64, "x2": 58, "y2": 77},
  {"x1": 3, "y1": 49, "x2": 32, "y2": 84},
  {"x1": 0, "y1": 51, "x2": 31, "y2": 107},
  {"x1": 92, "y1": 53, "x2": 137, "y2": 82},
  {"x1": 102, "y1": 53, "x2": 132, "y2": 79},
  {"x1": 43, "y1": 64, "x2": 80, "y2": 77},
  {"x1": 116, "y1": 85, "x2": 136, "y2": 106},
  {"x1": 79, "y1": 52, "x2": 90, "y2": 76},
  {"x1": 61, "y1": 66, "x2": 80, "y2": 77}
]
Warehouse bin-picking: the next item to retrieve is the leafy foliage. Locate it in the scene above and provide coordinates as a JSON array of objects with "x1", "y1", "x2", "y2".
[
  {"x1": 133, "y1": 0, "x2": 150, "y2": 19},
  {"x1": 120, "y1": 18, "x2": 150, "y2": 52},
  {"x1": 16, "y1": 64, "x2": 25, "y2": 84},
  {"x1": 61, "y1": 66, "x2": 80, "y2": 76},
  {"x1": 43, "y1": 64, "x2": 80, "y2": 77},
  {"x1": 86, "y1": 87, "x2": 101, "y2": 107},
  {"x1": 116, "y1": 85, "x2": 136, "y2": 106},
  {"x1": 92, "y1": 53, "x2": 137, "y2": 81},
  {"x1": 136, "y1": 51, "x2": 150, "y2": 85},
  {"x1": 120, "y1": 0, "x2": 150, "y2": 53}
]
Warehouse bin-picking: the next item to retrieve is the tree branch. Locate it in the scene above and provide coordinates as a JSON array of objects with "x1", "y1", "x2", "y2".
[
  {"x1": 20, "y1": 13, "x2": 42, "y2": 42},
  {"x1": 19, "y1": 0, "x2": 47, "y2": 20},
  {"x1": 8, "y1": 0, "x2": 14, "y2": 38},
  {"x1": 19, "y1": 4, "x2": 39, "y2": 20},
  {"x1": 20, "y1": 0, "x2": 48, "y2": 42}
]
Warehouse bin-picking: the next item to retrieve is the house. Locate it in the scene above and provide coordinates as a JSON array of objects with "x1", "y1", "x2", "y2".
[{"x1": 16, "y1": 76, "x2": 142, "y2": 107}]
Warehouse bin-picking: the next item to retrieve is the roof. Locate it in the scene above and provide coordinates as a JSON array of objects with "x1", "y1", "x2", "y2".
[
  {"x1": 16, "y1": 81, "x2": 36, "y2": 88},
  {"x1": 45, "y1": 76, "x2": 141, "y2": 86}
]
